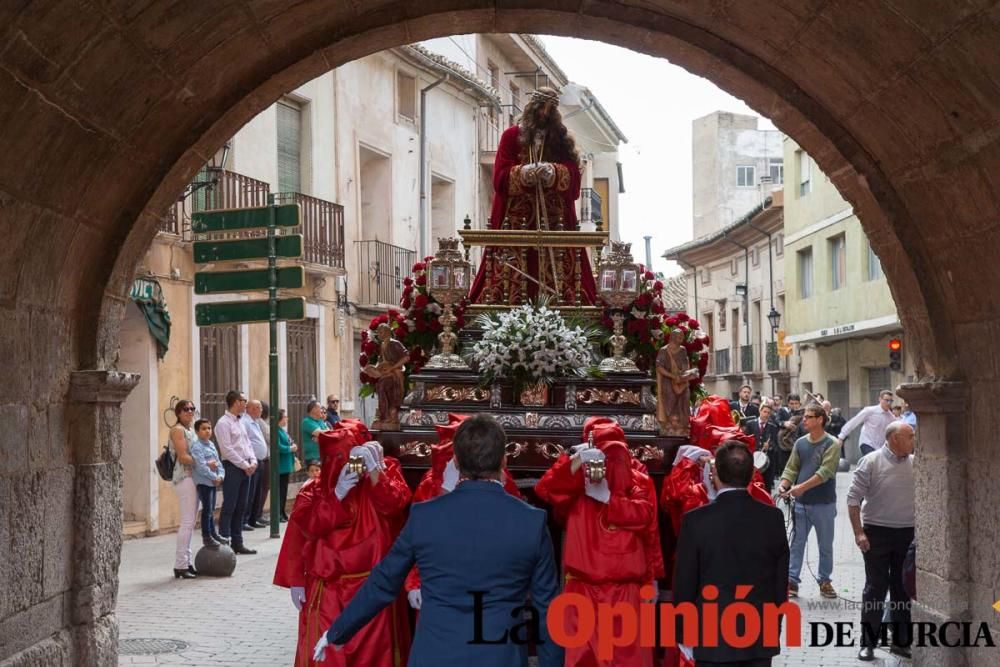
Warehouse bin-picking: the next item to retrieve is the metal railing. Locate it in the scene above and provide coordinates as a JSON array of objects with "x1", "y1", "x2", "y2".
[
  {"x1": 479, "y1": 104, "x2": 522, "y2": 155},
  {"x1": 713, "y1": 348, "x2": 731, "y2": 376},
  {"x1": 741, "y1": 344, "x2": 755, "y2": 373},
  {"x1": 766, "y1": 341, "x2": 789, "y2": 373},
  {"x1": 275, "y1": 192, "x2": 345, "y2": 270},
  {"x1": 580, "y1": 187, "x2": 603, "y2": 229},
  {"x1": 160, "y1": 168, "x2": 271, "y2": 239},
  {"x1": 355, "y1": 240, "x2": 416, "y2": 306}
]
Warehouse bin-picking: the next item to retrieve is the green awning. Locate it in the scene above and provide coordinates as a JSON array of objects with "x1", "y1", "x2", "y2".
[{"x1": 129, "y1": 277, "x2": 172, "y2": 360}]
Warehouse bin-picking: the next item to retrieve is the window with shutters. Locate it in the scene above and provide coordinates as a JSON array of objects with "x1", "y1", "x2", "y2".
[
  {"x1": 397, "y1": 70, "x2": 416, "y2": 122},
  {"x1": 798, "y1": 247, "x2": 813, "y2": 298},
  {"x1": 798, "y1": 150, "x2": 812, "y2": 197},
  {"x1": 829, "y1": 234, "x2": 846, "y2": 290},
  {"x1": 277, "y1": 100, "x2": 302, "y2": 193}
]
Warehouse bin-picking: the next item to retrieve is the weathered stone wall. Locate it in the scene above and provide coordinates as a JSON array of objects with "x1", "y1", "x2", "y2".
[{"x1": 2, "y1": 3, "x2": 1000, "y2": 665}]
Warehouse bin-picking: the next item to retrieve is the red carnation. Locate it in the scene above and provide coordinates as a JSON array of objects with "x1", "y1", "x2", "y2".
[
  {"x1": 363, "y1": 341, "x2": 377, "y2": 356},
  {"x1": 665, "y1": 316, "x2": 678, "y2": 327},
  {"x1": 414, "y1": 294, "x2": 429, "y2": 308},
  {"x1": 415, "y1": 275, "x2": 427, "y2": 286},
  {"x1": 401, "y1": 298, "x2": 412, "y2": 309},
  {"x1": 644, "y1": 271, "x2": 655, "y2": 281},
  {"x1": 653, "y1": 280, "x2": 664, "y2": 291},
  {"x1": 653, "y1": 302, "x2": 665, "y2": 314},
  {"x1": 361, "y1": 329, "x2": 369, "y2": 341},
  {"x1": 689, "y1": 319, "x2": 700, "y2": 329},
  {"x1": 412, "y1": 262, "x2": 425, "y2": 272},
  {"x1": 359, "y1": 353, "x2": 369, "y2": 366},
  {"x1": 376, "y1": 314, "x2": 389, "y2": 325},
  {"x1": 676, "y1": 311, "x2": 688, "y2": 320},
  {"x1": 635, "y1": 292, "x2": 652, "y2": 308},
  {"x1": 369, "y1": 317, "x2": 380, "y2": 329},
  {"x1": 414, "y1": 318, "x2": 426, "y2": 332},
  {"x1": 396, "y1": 324, "x2": 409, "y2": 338},
  {"x1": 403, "y1": 276, "x2": 413, "y2": 286},
  {"x1": 703, "y1": 335, "x2": 711, "y2": 347}
]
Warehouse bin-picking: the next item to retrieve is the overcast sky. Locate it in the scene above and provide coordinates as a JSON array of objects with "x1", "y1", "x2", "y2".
[{"x1": 538, "y1": 36, "x2": 776, "y2": 276}]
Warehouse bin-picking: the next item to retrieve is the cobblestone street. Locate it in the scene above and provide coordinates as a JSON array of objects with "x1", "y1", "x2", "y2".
[{"x1": 117, "y1": 472, "x2": 910, "y2": 666}]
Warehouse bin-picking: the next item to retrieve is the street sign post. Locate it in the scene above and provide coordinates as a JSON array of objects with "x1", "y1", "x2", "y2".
[{"x1": 192, "y1": 198, "x2": 301, "y2": 538}]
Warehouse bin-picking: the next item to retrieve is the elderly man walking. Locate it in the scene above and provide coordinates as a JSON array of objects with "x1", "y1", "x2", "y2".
[{"x1": 847, "y1": 421, "x2": 915, "y2": 661}]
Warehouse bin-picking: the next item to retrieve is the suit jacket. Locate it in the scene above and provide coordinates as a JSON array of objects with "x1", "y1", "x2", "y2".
[
  {"x1": 673, "y1": 489, "x2": 789, "y2": 663},
  {"x1": 327, "y1": 480, "x2": 564, "y2": 667},
  {"x1": 729, "y1": 400, "x2": 760, "y2": 422}
]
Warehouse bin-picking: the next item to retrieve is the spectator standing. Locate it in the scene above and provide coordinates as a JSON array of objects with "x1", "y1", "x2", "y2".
[
  {"x1": 168, "y1": 399, "x2": 199, "y2": 579},
  {"x1": 839, "y1": 390, "x2": 896, "y2": 457},
  {"x1": 325, "y1": 394, "x2": 341, "y2": 426},
  {"x1": 276, "y1": 408, "x2": 298, "y2": 522},
  {"x1": 772, "y1": 395, "x2": 790, "y2": 424},
  {"x1": 190, "y1": 419, "x2": 226, "y2": 547},
  {"x1": 779, "y1": 403, "x2": 842, "y2": 599},
  {"x1": 300, "y1": 399, "x2": 329, "y2": 461},
  {"x1": 847, "y1": 421, "x2": 915, "y2": 661},
  {"x1": 901, "y1": 401, "x2": 917, "y2": 429},
  {"x1": 214, "y1": 390, "x2": 258, "y2": 555},
  {"x1": 243, "y1": 399, "x2": 270, "y2": 529}
]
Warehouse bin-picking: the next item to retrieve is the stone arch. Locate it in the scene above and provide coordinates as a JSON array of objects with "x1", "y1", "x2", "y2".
[{"x1": 1, "y1": 3, "x2": 994, "y2": 665}]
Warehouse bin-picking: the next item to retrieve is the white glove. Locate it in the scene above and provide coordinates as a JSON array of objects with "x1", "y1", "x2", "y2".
[
  {"x1": 703, "y1": 459, "x2": 718, "y2": 502},
  {"x1": 363, "y1": 441, "x2": 386, "y2": 470},
  {"x1": 290, "y1": 586, "x2": 306, "y2": 611},
  {"x1": 585, "y1": 477, "x2": 611, "y2": 504},
  {"x1": 520, "y1": 162, "x2": 539, "y2": 186},
  {"x1": 312, "y1": 634, "x2": 329, "y2": 661},
  {"x1": 407, "y1": 588, "x2": 423, "y2": 610},
  {"x1": 334, "y1": 466, "x2": 360, "y2": 501},
  {"x1": 578, "y1": 448, "x2": 605, "y2": 464},
  {"x1": 349, "y1": 445, "x2": 378, "y2": 472},
  {"x1": 538, "y1": 162, "x2": 556, "y2": 187},
  {"x1": 569, "y1": 442, "x2": 591, "y2": 455},
  {"x1": 442, "y1": 458, "x2": 460, "y2": 492}
]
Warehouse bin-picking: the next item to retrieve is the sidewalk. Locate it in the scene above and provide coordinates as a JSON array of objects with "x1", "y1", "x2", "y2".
[{"x1": 116, "y1": 472, "x2": 909, "y2": 665}]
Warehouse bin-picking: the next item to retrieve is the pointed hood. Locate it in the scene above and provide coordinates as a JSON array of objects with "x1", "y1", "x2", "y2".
[
  {"x1": 582, "y1": 416, "x2": 626, "y2": 450},
  {"x1": 336, "y1": 418, "x2": 372, "y2": 446},
  {"x1": 432, "y1": 413, "x2": 469, "y2": 476},
  {"x1": 317, "y1": 427, "x2": 356, "y2": 494}
]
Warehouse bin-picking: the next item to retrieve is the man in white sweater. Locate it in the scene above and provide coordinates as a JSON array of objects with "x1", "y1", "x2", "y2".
[
  {"x1": 847, "y1": 420, "x2": 915, "y2": 661},
  {"x1": 839, "y1": 389, "x2": 897, "y2": 457}
]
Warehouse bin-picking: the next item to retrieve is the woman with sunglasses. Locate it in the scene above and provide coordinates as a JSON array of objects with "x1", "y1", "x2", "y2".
[{"x1": 169, "y1": 400, "x2": 200, "y2": 579}]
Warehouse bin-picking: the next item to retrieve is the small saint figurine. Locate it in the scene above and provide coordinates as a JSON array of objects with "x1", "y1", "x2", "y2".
[
  {"x1": 362, "y1": 323, "x2": 410, "y2": 431},
  {"x1": 655, "y1": 329, "x2": 696, "y2": 436}
]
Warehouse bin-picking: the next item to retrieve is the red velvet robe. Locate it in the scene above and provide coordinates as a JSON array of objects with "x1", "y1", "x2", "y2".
[
  {"x1": 273, "y1": 426, "x2": 412, "y2": 667},
  {"x1": 535, "y1": 423, "x2": 656, "y2": 667},
  {"x1": 469, "y1": 125, "x2": 597, "y2": 305}
]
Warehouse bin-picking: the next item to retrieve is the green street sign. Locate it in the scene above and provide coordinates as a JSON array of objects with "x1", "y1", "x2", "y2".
[
  {"x1": 194, "y1": 266, "x2": 304, "y2": 294},
  {"x1": 193, "y1": 234, "x2": 302, "y2": 263},
  {"x1": 195, "y1": 297, "x2": 306, "y2": 326},
  {"x1": 192, "y1": 204, "x2": 300, "y2": 233}
]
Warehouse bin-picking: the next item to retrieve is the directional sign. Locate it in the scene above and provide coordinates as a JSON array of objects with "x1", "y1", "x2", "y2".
[
  {"x1": 192, "y1": 204, "x2": 300, "y2": 233},
  {"x1": 193, "y1": 234, "x2": 302, "y2": 264},
  {"x1": 195, "y1": 297, "x2": 306, "y2": 326},
  {"x1": 194, "y1": 266, "x2": 304, "y2": 295}
]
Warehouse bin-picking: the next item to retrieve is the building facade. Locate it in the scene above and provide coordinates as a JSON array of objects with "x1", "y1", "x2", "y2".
[
  {"x1": 118, "y1": 39, "x2": 625, "y2": 535},
  {"x1": 781, "y1": 137, "x2": 913, "y2": 459},
  {"x1": 692, "y1": 111, "x2": 784, "y2": 240}
]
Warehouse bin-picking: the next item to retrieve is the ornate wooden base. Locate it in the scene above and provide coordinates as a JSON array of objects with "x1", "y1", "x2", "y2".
[{"x1": 380, "y1": 368, "x2": 686, "y2": 485}]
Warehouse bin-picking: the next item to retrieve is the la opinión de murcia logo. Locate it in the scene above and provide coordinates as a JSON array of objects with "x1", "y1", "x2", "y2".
[{"x1": 466, "y1": 587, "x2": 997, "y2": 657}]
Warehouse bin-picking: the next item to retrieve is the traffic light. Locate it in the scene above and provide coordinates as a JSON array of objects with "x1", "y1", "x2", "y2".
[{"x1": 888, "y1": 338, "x2": 903, "y2": 371}]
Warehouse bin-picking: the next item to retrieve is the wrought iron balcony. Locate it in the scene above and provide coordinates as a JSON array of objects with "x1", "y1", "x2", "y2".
[
  {"x1": 274, "y1": 192, "x2": 345, "y2": 270},
  {"x1": 713, "y1": 348, "x2": 730, "y2": 376},
  {"x1": 160, "y1": 168, "x2": 270, "y2": 239},
  {"x1": 355, "y1": 240, "x2": 417, "y2": 307},
  {"x1": 580, "y1": 187, "x2": 603, "y2": 230},
  {"x1": 741, "y1": 344, "x2": 755, "y2": 373},
  {"x1": 766, "y1": 341, "x2": 789, "y2": 373}
]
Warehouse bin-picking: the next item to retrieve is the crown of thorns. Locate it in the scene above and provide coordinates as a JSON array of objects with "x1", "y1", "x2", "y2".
[{"x1": 530, "y1": 88, "x2": 560, "y2": 104}]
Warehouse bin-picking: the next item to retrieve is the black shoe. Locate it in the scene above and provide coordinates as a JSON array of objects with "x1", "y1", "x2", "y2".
[
  {"x1": 232, "y1": 545, "x2": 257, "y2": 555},
  {"x1": 187, "y1": 564, "x2": 198, "y2": 575},
  {"x1": 279, "y1": 516, "x2": 288, "y2": 523},
  {"x1": 174, "y1": 568, "x2": 197, "y2": 579},
  {"x1": 890, "y1": 645, "x2": 911, "y2": 659},
  {"x1": 203, "y1": 535, "x2": 220, "y2": 548},
  {"x1": 857, "y1": 646, "x2": 875, "y2": 661},
  {"x1": 211, "y1": 533, "x2": 229, "y2": 545},
  {"x1": 242, "y1": 523, "x2": 255, "y2": 531},
  {"x1": 251, "y1": 520, "x2": 268, "y2": 528}
]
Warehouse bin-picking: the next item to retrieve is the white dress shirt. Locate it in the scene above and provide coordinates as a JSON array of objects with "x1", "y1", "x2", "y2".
[{"x1": 839, "y1": 404, "x2": 896, "y2": 447}]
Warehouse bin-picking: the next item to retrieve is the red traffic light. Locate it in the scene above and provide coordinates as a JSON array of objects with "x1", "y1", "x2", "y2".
[{"x1": 888, "y1": 338, "x2": 902, "y2": 351}]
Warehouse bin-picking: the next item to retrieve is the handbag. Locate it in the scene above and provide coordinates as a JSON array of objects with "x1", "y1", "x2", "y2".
[
  {"x1": 155, "y1": 443, "x2": 175, "y2": 481},
  {"x1": 293, "y1": 456, "x2": 303, "y2": 473}
]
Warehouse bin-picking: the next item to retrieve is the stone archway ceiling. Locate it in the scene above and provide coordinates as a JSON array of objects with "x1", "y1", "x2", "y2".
[{"x1": 3, "y1": 2, "x2": 999, "y2": 378}]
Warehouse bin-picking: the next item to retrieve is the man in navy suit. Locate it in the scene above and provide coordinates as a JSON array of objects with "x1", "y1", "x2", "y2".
[{"x1": 314, "y1": 414, "x2": 564, "y2": 667}]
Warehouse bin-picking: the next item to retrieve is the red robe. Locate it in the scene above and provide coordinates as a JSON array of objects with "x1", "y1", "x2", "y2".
[
  {"x1": 536, "y1": 419, "x2": 656, "y2": 667},
  {"x1": 273, "y1": 426, "x2": 412, "y2": 667},
  {"x1": 469, "y1": 125, "x2": 597, "y2": 305}
]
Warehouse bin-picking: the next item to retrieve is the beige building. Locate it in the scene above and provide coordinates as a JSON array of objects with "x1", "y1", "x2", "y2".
[
  {"x1": 782, "y1": 137, "x2": 913, "y2": 456},
  {"x1": 664, "y1": 192, "x2": 790, "y2": 400},
  {"x1": 118, "y1": 39, "x2": 626, "y2": 535}
]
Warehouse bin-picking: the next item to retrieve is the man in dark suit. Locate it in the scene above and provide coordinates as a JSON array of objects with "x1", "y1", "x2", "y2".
[
  {"x1": 744, "y1": 402, "x2": 779, "y2": 492},
  {"x1": 313, "y1": 414, "x2": 563, "y2": 667},
  {"x1": 730, "y1": 384, "x2": 760, "y2": 426},
  {"x1": 674, "y1": 440, "x2": 790, "y2": 666}
]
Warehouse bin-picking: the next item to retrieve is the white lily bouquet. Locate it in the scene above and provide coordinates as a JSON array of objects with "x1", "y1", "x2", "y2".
[{"x1": 468, "y1": 301, "x2": 600, "y2": 392}]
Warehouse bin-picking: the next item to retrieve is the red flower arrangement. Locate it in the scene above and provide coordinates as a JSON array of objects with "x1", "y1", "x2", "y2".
[
  {"x1": 359, "y1": 257, "x2": 468, "y2": 397},
  {"x1": 599, "y1": 267, "x2": 667, "y2": 372},
  {"x1": 662, "y1": 311, "x2": 711, "y2": 404}
]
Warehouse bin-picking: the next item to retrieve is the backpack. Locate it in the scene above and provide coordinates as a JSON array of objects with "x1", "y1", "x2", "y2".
[{"x1": 155, "y1": 443, "x2": 175, "y2": 481}]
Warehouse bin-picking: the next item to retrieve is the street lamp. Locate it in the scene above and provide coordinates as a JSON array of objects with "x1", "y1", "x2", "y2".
[
  {"x1": 596, "y1": 240, "x2": 641, "y2": 373},
  {"x1": 180, "y1": 141, "x2": 231, "y2": 201},
  {"x1": 767, "y1": 306, "x2": 781, "y2": 333},
  {"x1": 424, "y1": 238, "x2": 471, "y2": 370},
  {"x1": 735, "y1": 283, "x2": 748, "y2": 298}
]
